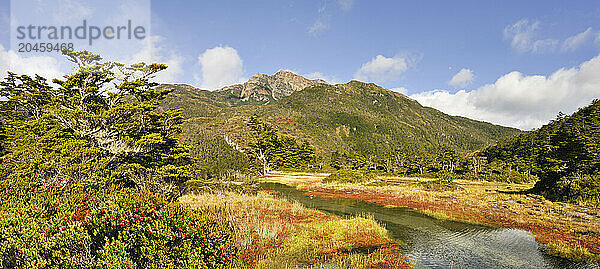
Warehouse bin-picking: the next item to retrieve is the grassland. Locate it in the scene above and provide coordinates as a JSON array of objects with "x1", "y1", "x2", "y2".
[
  {"x1": 263, "y1": 172, "x2": 600, "y2": 263},
  {"x1": 179, "y1": 190, "x2": 411, "y2": 268}
]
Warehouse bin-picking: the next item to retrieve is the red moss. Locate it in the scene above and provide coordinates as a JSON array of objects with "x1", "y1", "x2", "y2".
[
  {"x1": 367, "y1": 245, "x2": 412, "y2": 269},
  {"x1": 304, "y1": 186, "x2": 600, "y2": 255}
]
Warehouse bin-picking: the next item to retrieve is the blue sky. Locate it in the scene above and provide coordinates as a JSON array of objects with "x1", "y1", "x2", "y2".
[
  {"x1": 1, "y1": 0, "x2": 600, "y2": 129},
  {"x1": 150, "y1": 0, "x2": 600, "y2": 91}
]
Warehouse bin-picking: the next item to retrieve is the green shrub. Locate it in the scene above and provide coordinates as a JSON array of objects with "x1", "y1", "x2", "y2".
[
  {"x1": 0, "y1": 207, "x2": 91, "y2": 268},
  {"x1": 553, "y1": 175, "x2": 600, "y2": 207},
  {"x1": 323, "y1": 169, "x2": 375, "y2": 183},
  {"x1": 0, "y1": 50, "x2": 240, "y2": 268},
  {"x1": 88, "y1": 190, "x2": 238, "y2": 268},
  {"x1": 0, "y1": 162, "x2": 95, "y2": 268},
  {"x1": 0, "y1": 188, "x2": 239, "y2": 268}
]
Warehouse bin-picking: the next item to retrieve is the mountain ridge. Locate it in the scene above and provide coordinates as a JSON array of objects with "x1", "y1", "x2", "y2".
[
  {"x1": 159, "y1": 72, "x2": 522, "y2": 158},
  {"x1": 215, "y1": 70, "x2": 328, "y2": 103},
  {"x1": 158, "y1": 70, "x2": 331, "y2": 108}
]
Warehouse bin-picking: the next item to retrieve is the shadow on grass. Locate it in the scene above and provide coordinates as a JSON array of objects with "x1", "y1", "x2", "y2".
[{"x1": 496, "y1": 188, "x2": 532, "y2": 195}]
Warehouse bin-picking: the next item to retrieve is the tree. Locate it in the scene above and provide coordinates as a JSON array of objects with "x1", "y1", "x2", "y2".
[
  {"x1": 246, "y1": 115, "x2": 314, "y2": 174},
  {"x1": 0, "y1": 50, "x2": 239, "y2": 267},
  {"x1": 0, "y1": 49, "x2": 192, "y2": 197},
  {"x1": 481, "y1": 100, "x2": 600, "y2": 202},
  {"x1": 438, "y1": 146, "x2": 459, "y2": 173}
]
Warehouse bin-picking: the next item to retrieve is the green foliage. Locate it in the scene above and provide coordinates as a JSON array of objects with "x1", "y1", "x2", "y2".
[
  {"x1": 0, "y1": 187, "x2": 92, "y2": 268},
  {"x1": 247, "y1": 115, "x2": 315, "y2": 174},
  {"x1": 160, "y1": 80, "x2": 521, "y2": 176},
  {"x1": 330, "y1": 151, "x2": 368, "y2": 170},
  {"x1": 323, "y1": 169, "x2": 375, "y2": 183},
  {"x1": 0, "y1": 50, "x2": 192, "y2": 197},
  {"x1": 185, "y1": 128, "x2": 259, "y2": 180},
  {"x1": 89, "y1": 190, "x2": 238, "y2": 268},
  {"x1": 482, "y1": 100, "x2": 600, "y2": 204},
  {"x1": 0, "y1": 51, "x2": 239, "y2": 268},
  {"x1": 0, "y1": 186, "x2": 238, "y2": 268},
  {"x1": 554, "y1": 175, "x2": 600, "y2": 207}
]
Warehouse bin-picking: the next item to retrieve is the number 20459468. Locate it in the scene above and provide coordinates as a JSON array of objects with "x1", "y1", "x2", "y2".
[{"x1": 18, "y1": 43, "x2": 74, "y2": 53}]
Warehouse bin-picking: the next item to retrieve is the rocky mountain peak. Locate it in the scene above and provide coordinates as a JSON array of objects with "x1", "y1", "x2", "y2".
[
  {"x1": 248, "y1": 72, "x2": 269, "y2": 81},
  {"x1": 216, "y1": 70, "x2": 327, "y2": 103}
]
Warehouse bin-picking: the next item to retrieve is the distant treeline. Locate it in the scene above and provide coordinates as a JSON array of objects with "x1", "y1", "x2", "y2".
[
  {"x1": 481, "y1": 100, "x2": 600, "y2": 206},
  {"x1": 191, "y1": 101, "x2": 600, "y2": 207},
  {"x1": 190, "y1": 116, "x2": 535, "y2": 183}
]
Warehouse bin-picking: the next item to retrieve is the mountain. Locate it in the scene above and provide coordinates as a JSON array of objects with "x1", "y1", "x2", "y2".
[
  {"x1": 160, "y1": 71, "x2": 327, "y2": 110},
  {"x1": 216, "y1": 70, "x2": 328, "y2": 104},
  {"x1": 160, "y1": 72, "x2": 522, "y2": 158}
]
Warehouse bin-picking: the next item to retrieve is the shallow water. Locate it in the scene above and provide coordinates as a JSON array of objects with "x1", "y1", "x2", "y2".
[{"x1": 260, "y1": 182, "x2": 598, "y2": 269}]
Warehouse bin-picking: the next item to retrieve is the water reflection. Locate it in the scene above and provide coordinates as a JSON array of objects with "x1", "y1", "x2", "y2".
[{"x1": 260, "y1": 182, "x2": 597, "y2": 269}]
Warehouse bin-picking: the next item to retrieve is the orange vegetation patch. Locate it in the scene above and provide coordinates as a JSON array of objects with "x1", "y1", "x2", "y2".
[
  {"x1": 301, "y1": 183, "x2": 600, "y2": 257},
  {"x1": 180, "y1": 191, "x2": 411, "y2": 268},
  {"x1": 366, "y1": 245, "x2": 412, "y2": 269}
]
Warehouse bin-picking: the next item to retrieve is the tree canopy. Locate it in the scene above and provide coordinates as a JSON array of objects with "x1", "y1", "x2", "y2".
[
  {"x1": 0, "y1": 50, "x2": 238, "y2": 267},
  {"x1": 482, "y1": 100, "x2": 600, "y2": 205},
  {"x1": 247, "y1": 114, "x2": 315, "y2": 174}
]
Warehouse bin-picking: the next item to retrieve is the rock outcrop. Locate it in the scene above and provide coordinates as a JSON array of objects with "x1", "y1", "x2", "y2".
[{"x1": 215, "y1": 70, "x2": 328, "y2": 103}]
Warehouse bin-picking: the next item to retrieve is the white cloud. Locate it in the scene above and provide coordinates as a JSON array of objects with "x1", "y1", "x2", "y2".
[
  {"x1": 411, "y1": 53, "x2": 600, "y2": 130},
  {"x1": 449, "y1": 68, "x2": 475, "y2": 87},
  {"x1": 303, "y1": 72, "x2": 340, "y2": 84},
  {"x1": 391, "y1": 87, "x2": 408, "y2": 94},
  {"x1": 354, "y1": 55, "x2": 410, "y2": 83},
  {"x1": 126, "y1": 36, "x2": 184, "y2": 83},
  {"x1": 196, "y1": 46, "x2": 244, "y2": 90},
  {"x1": 504, "y1": 19, "x2": 600, "y2": 53},
  {"x1": 531, "y1": 39, "x2": 560, "y2": 53},
  {"x1": 503, "y1": 19, "x2": 537, "y2": 51},
  {"x1": 562, "y1": 27, "x2": 594, "y2": 51},
  {"x1": 0, "y1": 36, "x2": 181, "y2": 84},
  {"x1": 503, "y1": 19, "x2": 558, "y2": 53},
  {"x1": 0, "y1": 45, "x2": 63, "y2": 80},
  {"x1": 338, "y1": 0, "x2": 355, "y2": 11},
  {"x1": 308, "y1": 2, "x2": 330, "y2": 36}
]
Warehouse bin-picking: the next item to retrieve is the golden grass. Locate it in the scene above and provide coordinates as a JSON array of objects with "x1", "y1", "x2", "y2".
[
  {"x1": 179, "y1": 191, "x2": 411, "y2": 268},
  {"x1": 419, "y1": 209, "x2": 453, "y2": 221},
  {"x1": 543, "y1": 243, "x2": 599, "y2": 263},
  {"x1": 264, "y1": 172, "x2": 600, "y2": 264}
]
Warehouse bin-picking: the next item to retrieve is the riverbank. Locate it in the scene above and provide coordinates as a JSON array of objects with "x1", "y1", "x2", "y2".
[
  {"x1": 179, "y1": 191, "x2": 411, "y2": 268},
  {"x1": 262, "y1": 171, "x2": 600, "y2": 263}
]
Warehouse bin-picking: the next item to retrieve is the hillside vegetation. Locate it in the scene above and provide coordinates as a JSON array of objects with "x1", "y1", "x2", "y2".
[
  {"x1": 482, "y1": 100, "x2": 600, "y2": 206},
  {"x1": 161, "y1": 79, "x2": 521, "y2": 176}
]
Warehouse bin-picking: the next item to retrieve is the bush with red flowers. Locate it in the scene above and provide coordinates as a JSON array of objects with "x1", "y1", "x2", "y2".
[{"x1": 0, "y1": 50, "x2": 239, "y2": 268}]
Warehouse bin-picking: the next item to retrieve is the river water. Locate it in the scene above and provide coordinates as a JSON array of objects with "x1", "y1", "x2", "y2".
[{"x1": 260, "y1": 182, "x2": 597, "y2": 269}]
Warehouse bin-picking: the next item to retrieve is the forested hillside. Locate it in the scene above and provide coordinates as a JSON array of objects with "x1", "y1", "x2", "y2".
[
  {"x1": 160, "y1": 77, "x2": 521, "y2": 174},
  {"x1": 482, "y1": 100, "x2": 600, "y2": 206}
]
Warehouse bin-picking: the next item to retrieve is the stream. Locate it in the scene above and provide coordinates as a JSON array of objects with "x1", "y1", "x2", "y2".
[{"x1": 260, "y1": 182, "x2": 597, "y2": 269}]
